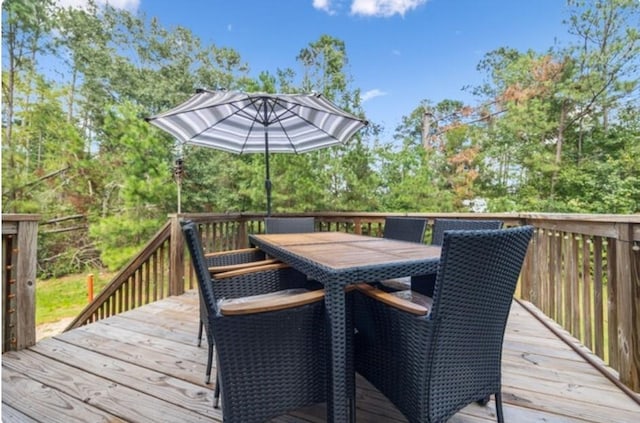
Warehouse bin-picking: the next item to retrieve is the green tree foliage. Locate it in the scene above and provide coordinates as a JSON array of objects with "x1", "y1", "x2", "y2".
[
  {"x1": 457, "y1": 0, "x2": 639, "y2": 212},
  {"x1": 295, "y1": 35, "x2": 373, "y2": 211},
  {"x1": 377, "y1": 103, "x2": 453, "y2": 212}
]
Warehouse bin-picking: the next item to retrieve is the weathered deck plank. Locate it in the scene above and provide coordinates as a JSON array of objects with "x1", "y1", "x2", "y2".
[
  {"x1": 3, "y1": 290, "x2": 639, "y2": 422},
  {"x1": 1, "y1": 366, "x2": 126, "y2": 423}
]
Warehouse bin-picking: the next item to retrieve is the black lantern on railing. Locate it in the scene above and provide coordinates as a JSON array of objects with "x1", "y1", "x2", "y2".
[
  {"x1": 173, "y1": 158, "x2": 184, "y2": 213},
  {"x1": 173, "y1": 158, "x2": 184, "y2": 182}
]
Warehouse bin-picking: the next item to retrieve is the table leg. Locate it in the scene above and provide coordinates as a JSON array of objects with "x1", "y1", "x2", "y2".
[{"x1": 325, "y1": 283, "x2": 350, "y2": 423}]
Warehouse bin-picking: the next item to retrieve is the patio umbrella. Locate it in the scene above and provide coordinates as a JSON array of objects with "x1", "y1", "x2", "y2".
[{"x1": 146, "y1": 89, "x2": 368, "y2": 215}]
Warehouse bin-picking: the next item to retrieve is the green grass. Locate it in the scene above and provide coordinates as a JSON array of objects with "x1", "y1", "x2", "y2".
[{"x1": 36, "y1": 271, "x2": 115, "y2": 325}]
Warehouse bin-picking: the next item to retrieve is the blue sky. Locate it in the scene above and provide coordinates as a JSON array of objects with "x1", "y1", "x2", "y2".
[{"x1": 58, "y1": 0, "x2": 574, "y2": 136}]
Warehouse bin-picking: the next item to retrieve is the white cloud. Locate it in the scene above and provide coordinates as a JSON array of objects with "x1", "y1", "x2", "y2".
[
  {"x1": 55, "y1": 0, "x2": 140, "y2": 11},
  {"x1": 227, "y1": 24, "x2": 233, "y2": 32},
  {"x1": 361, "y1": 89, "x2": 388, "y2": 102},
  {"x1": 350, "y1": 0, "x2": 427, "y2": 17},
  {"x1": 313, "y1": 0, "x2": 335, "y2": 14}
]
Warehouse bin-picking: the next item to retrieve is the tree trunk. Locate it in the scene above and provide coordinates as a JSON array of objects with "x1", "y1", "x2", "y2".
[
  {"x1": 422, "y1": 109, "x2": 433, "y2": 150},
  {"x1": 550, "y1": 100, "x2": 568, "y2": 200}
]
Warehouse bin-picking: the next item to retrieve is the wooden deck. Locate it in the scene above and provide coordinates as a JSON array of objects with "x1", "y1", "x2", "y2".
[{"x1": 2, "y1": 290, "x2": 639, "y2": 423}]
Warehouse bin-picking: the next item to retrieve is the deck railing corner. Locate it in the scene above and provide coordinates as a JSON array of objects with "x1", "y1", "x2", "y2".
[{"x1": 2, "y1": 214, "x2": 41, "y2": 352}]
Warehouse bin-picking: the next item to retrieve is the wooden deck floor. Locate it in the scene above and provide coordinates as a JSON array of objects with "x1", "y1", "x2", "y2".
[{"x1": 2, "y1": 290, "x2": 639, "y2": 423}]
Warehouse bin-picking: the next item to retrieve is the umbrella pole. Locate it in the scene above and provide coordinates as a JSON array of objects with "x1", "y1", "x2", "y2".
[{"x1": 264, "y1": 115, "x2": 272, "y2": 217}]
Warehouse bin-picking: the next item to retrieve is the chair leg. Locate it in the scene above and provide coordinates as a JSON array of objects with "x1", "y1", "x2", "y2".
[
  {"x1": 476, "y1": 395, "x2": 490, "y2": 406},
  {"x1": 349, "y1": 397, "x2": 356, "y2": 423},
  {"x1": 197, "y1": 320, "x2": 203, "y2": 347},
  {"x1": 495, "y1": 392, "x2": 504, "y2": 423},
  {"x1": 205, "y1": 343, "x2": 213, "y2": 384},
  {"x1": 213, "y1": 373, "x2": 221, "y2": 409}
]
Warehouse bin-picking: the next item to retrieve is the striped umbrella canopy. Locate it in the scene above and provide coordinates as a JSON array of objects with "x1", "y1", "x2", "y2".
[{"x1": 147, "y1": 89, "x2": 368, "y2": 215}]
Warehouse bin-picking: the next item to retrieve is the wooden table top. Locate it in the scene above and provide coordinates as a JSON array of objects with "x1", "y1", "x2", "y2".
[{"x1": 251, "y1": 232, "x2": 441, "y2": 271}]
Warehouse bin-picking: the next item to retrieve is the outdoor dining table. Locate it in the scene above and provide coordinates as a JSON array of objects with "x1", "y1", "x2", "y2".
[{"x1": 249, "y1": 231, "x2": 441, "y2": 422}]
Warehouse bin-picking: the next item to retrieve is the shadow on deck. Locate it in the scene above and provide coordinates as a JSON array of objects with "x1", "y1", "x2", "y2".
[{"x1": 2, "y1": 290, "x2": 639, "y2": 422}]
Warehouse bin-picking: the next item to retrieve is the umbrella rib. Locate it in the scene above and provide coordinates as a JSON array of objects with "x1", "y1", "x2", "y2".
[
  {"x1": 234, "y1": 96, "x2": 271, "y2": 152},
  {"x1": 270, "y1": 97, "x2": 347, "y2": 152},
  {"x1": 190, "y1": 97, "x2": 266, "y2": 150}
]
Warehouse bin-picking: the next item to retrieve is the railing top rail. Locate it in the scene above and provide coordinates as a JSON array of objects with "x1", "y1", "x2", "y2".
[
  {"x1": 2, "y1": 214, "x2": 42, "y2": 222},
  {"x1": 521, "y1": 213, "x2": 640, "y2": 223},
  {"x1": 169, "y1": 211, "x2": 639, "y2": 222}
]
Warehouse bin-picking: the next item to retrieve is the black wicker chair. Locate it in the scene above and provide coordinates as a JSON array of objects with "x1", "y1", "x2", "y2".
[
  {"x1": 264, "y1": 217, "x2": 315, "y2": 233},
  {"x1": 197, "y1": 217, "x2": 317, "y2": 348},
  {"x1": 201, "y1": 262, "x2": 312, "y2": 391},
  {"x1": 378, "y1": 217, "x2": 428, "y2": 291},
  {"x1": 205, "y1": 247, "x2": 278, "y2": 273},
  {"x1": 182, "y1": 220, "x2": 332, "y2": 422},
  {"x1": 354, "y1": 226, "x2": 533, "y2": 423},
  {"x1": 197, "y1": 248, "x2": 280, "y2": 353},
  {"x1": 383, "y1": 217, "x2": 427, "y2": 243},
  {"x1": 411, "y1": 218, "x2": 504, "y2": 297},
  {"x1": 430, "y1": 218, "x2": 503, "y2": 246}
]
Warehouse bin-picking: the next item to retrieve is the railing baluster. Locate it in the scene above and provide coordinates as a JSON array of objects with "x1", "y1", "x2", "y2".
[
  {"x1": 593, "y1": 236, "x2": 605, "y2": 359},
  {"x1": 582, "y1": 234, "x2": 593, "y2": 350},
  {"x1": 569, "y1": 233, "x2": 580, "y2": 338},
  {"x1": 607, "y1": 238, "x2": 618, "y2": 369}
]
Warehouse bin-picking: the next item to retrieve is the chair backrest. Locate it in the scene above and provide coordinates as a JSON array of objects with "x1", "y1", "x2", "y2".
[
  {"x1": 383, "y1": 217, "x2": 427, "y2": 243},
  {"x1": 426, "y1": 226, "x2": 533, "y2": 419},
  {"x1": 430, "y1": 218, "x2": 503, "y2": 246},
  {"x1": 181, "y1": 220, "x2": 219, "y2": 316},
  {"x1": 264, "y1": 217, "x2": 315, "y2": 234}
]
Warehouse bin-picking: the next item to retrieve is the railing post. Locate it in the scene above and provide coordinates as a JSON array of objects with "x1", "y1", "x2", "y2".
[
  {"x1": 353, "y1": 218, "x2": 362, "y2": 235},
  {"x1": 2, "y1": 215, "x2": 40, "y2": 351},
  {"x1": 237, "y1": 218, "x2": 249, "y2": 249},
  {"x1": 615, "y1": 222, "x2": 640, "y2": 392},
  {"x1": 519, "y1": 227, "x2": 535, "y2": 302},
  {"x1": 15, "y1": 218, "x2": 38, "y2": 350},
  {"x1": 169, "y1": 214, "x2": 185, "y2": 296}
]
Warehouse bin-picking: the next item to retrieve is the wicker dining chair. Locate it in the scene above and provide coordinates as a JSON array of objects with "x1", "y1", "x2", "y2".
[
  {"x1": 264, "y1": 217, "x2": 315, "y2": 234},
  {"x1": 430, "y1": 218, "x2": 503, "y2": 246},
  {"x1": 354, "y1": 226, "x2": 533, "y2": 423},
  {"x1": 182, "y1": 220, "x2": 334, "y2": 422},
  {"x1": 383, "y1": 217, "x2": 427, "y2": 243},
  {"x1": 183, "y1": 221, "x2": 318, "y2": 401},
  {"x1": 410, "y1": 218, "x2": 504, "y2": 297},
  {"x1": 205, "y1": 247, "x2": 278, "y2": 273},
  {"x1": 196, "y1": 217, "x2": 316, "y2": 350},
  {"x1": 202, "y1": 262, "x2": 312, "y2": 391},
  {"x1": 196, "y1": 248, "x2": 280, "y2": 352},
  {"x1": 377, "y1": 217, "x2": 428, "y2": 291}
]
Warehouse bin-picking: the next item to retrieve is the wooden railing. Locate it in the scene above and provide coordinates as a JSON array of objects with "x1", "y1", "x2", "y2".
[
  {"x1": 66, "y1": 221, "x2": 174, "y2": 329},
  {"x1": 518, "y1": 215, "x2": 640, "y2": 392},
  {"x1": 173, "y1": 212, "x2": 640, "y2": 393},
  {"x1": 26, "y1": 211, "x2": 640, "y2": 392},
  {"x1": 2, "y1": 214, "x2": 40, "y2": 352}
]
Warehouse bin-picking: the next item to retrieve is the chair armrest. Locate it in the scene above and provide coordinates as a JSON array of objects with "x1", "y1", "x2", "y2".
[
  {"x1": 209, "y1": 258, "x2": 280, "y2": 274},
  {"x1": 355, "y1": 284, "x2": 430, "y2": 316},
  {"x1": 213, "y1": 262, "x2": 291, "y2": 279},
  {"x1": 204, "y1": 247, "x2": 261, "y2": 259},
  {"x1": 379, "y1": 276, "x2": 411, "y2": 291},
  {"x1": 220, "y1": 289, "x2": 325, "y2": 316}
]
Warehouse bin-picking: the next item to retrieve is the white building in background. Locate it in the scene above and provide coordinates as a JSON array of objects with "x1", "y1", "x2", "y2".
[{"x1": 463, "y1": 197, "x2": 488, "y2": 213}]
